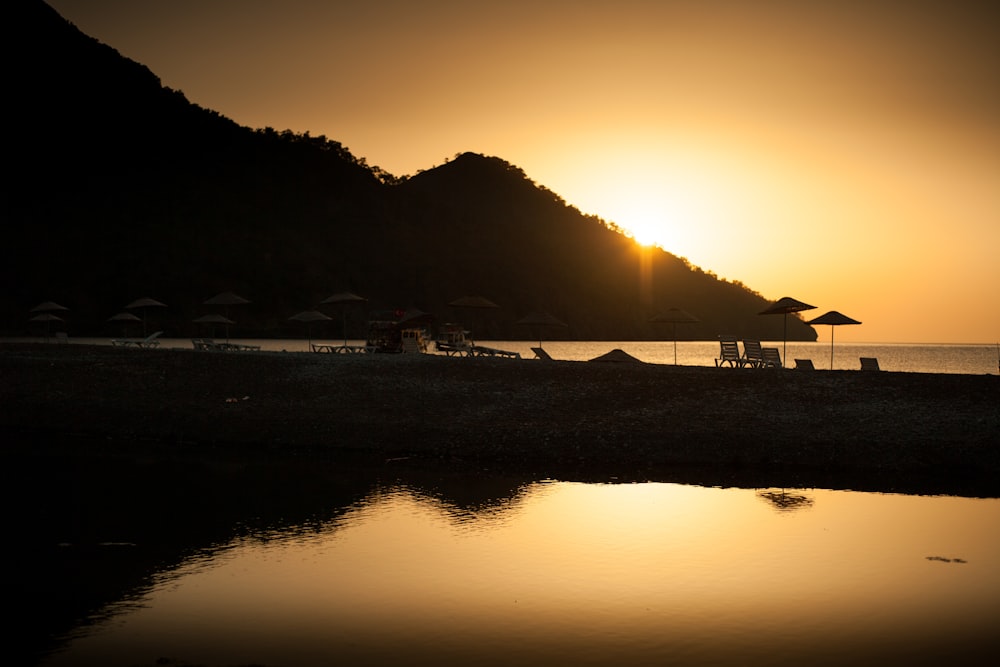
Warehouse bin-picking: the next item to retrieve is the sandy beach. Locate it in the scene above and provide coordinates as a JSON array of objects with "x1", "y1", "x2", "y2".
[{"x1": 2, "y1": 343, "x2": 998, "y2": 496}]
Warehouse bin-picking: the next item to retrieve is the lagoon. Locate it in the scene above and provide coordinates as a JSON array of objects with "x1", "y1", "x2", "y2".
[{"x1": 32, "y1": 465, "x2": 1000, "y2": 667}]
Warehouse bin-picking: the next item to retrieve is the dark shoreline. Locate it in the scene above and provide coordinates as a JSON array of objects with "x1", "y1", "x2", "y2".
[{"x1": 3, "y1": 343, "x2": 999, "y2": 497}]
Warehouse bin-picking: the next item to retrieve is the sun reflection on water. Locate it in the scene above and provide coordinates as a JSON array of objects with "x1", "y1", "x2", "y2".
[{"x1": 42, "y1": 482, "x2": 1000, "y2": 667}]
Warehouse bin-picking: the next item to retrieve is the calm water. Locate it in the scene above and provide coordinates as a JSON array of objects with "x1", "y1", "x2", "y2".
[
  {"x1": 39, "y1": 480, "x2": 1000, "y2": 667},
  {"x1": 27, "y1": 337, "x2": 1000, "y2": 374}
]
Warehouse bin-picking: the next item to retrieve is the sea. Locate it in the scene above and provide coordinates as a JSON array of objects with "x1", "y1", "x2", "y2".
[{"x1": 15, "y1": 336, "x2": 1000, "y2": 375}]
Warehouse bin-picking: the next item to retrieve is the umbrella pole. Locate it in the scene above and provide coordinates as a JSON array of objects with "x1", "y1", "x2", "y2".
[
  {"x1": 673, "y1": 323, "x2": 678, "y2": 366},
  {"x1": 783, "y1": 314, "x2": 788, "y2": 366},
  {"x1": 830, "y1": 327, "x2": 835, "y2": 370}
]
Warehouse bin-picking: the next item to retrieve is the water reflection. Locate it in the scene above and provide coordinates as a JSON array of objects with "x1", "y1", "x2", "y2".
[
  {"x1": 757, "y1": 488, "x2": 815, "y2": 512},
  {"x1": 37, "y1": 476, "x2": 1000, "y2": 667}
]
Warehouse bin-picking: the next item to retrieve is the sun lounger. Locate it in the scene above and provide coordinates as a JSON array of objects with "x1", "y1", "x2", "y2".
[
  {"x1": 227, "y1": 343, "x2": 261, "y2": 352},
  {"x1": 112, "y1": 331, "x2": 162, "y2": 348},
  {"x1": 532, "y1": 347, "x2": 553, "y2": 361},
  {"x1": 472, "y1": 345, "x2": 521, "y2": 359},
  {"x1": 436, "y1": 340, "x2": 474, "y2": 356},
  {"x1": 794, "y1": 359, "x2": 815, "y2": 370},
  {"x1": 192, "y1": 338, "x2": 221, "y2": 351},
  {"x1": 715, "y1": 337, "x2": 743, "y2": 367},
  {"x1": 761, "y1": 347, "x2": 782, "y2": 368},
  {"x1": 860, "y1": 357, "x2": 880, "y2": 371},
  {"x1": 313, "y1": 343, "x2": 369, "y2": 353}
]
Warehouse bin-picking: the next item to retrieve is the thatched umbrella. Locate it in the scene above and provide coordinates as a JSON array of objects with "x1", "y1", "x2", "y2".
[
  {"x1": 516, "y1": 312, "x2": 567, "y2": 349},
  {"x1": 289, "y1": 310, "x2": 332, "y2": 348},
  {"x1": 125, "y1": 297, "x2": 167, "y2": 337},
  {"x1": 108, "y1": 311, "x2": 142, "y2": 337},
  {"x1": 806, "y1": 310, "x2": 862, "y2": 369},
  {"x1": 31, "y1": 301, "x2": 69, "y2": 314},
  {"x1": 757, "y1": 489, "x2": 814, "y2": 513},
  {"x1": 320, "y1": 292, "x2": 367, "y2": 346},
  {"x1": 203, "y1": 292, "x2": 250, "y2": 342},
  {"x1": 29, "y1": 312, "x2": 64, "y2": 340},
  {"x1": 759, "y1": 296, "x2": 816, "y2": 366},
  {"x1": 193, "y1": 313, "x2": 236, "y2": 341},
  {"x1": 448, "y1": 295, "x2": 500, "y2": 342},
  {"x1": 649, "y1": 308, "x2": 700, "y2": 365}
]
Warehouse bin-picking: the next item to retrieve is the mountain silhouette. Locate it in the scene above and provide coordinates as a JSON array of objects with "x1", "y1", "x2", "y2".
[{"x1": 3, "y1": 1, "x2": 817, "y2": 344}]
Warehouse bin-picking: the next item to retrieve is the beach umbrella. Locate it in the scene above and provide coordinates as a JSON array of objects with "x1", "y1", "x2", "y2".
[
  {"x1": 125, "y1": 296, "x2": 167, "y2": 337},
  {"x1": 30, "y1": 313, "x2": 65, "y2": 322},
  {"x1": 29, "y1": 302, "x2": 69, "y2": 340},
  {"x1": 29, "y1": 312, "x2": 64, "y2": 340},
  {"x1": 289, "y1": 310, "x2": 332, "y2": 347},
  {"x1": 759, "y1": 296, "x2": 816, "y2": 366},
  {"x1": 757, "y1": 489, "x2": 814, "y2": 513},
  {"x1": 320, "y1": 291, "x2": 367, "y2": 305},
  {"x1": 320, "y1": 292, "x2": 367, "y2": 346},
  {"x1": 194, "y1": 313, "x2": 235, "y2": 341},
  {"x1": 806, "y1": 310, "x2": 862, "y2": 370},
  {"x1": 126, "y1": 296, "x2": 167, "y2": 309},
  {"x1": 516, "y1": 312, "x2": 567, "y2": 349},
  {"x1": 205, "y1": 291, "x2": 250, "y2": 307},
  {"x1": 448, "y1": 295, "x2": 500, "y2": 342},
  {"x1": 649, "y1": 308, "x2": 700, "y2": 365},
  {"x1": 204, "y1": 292, "x2": 250, "y2": 342},
  {"x1": 31, "y1": 301, "x2": 69, "y2": 313},
  {"x1": 109, "y1": 311, "x2": 142, "y2": 337}
]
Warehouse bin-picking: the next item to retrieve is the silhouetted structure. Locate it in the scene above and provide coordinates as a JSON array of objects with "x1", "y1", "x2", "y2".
[{"x1": 4, "y1": 2, "x2": 820, "y2": 344}]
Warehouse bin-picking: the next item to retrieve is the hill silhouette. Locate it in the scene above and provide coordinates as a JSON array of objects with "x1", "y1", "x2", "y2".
[{"x1": 3, "y1": 1, "x2": 817, "y2": 344}]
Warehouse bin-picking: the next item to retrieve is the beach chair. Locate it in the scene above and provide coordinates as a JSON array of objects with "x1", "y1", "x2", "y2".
[
  {"x1": 741, "y1": 339, "x2": 765, "y2": 368},
  {"x1": 794, "y1": 359, "x2": 815, "y2": 370},
  {"x1": 113, "y1": 331, "x2": 162, "y2": 348},
  {"x1": 192, "y1": 338, "x2": 221, "y2": 351},
  {"x1": 761, "y1": 347, "x2": 782, "y2": 368},
  {"x1": 532, "y1": 347, "x2": 554, "y2": 361},
  {"x1": 860, "y1": 357, "x2": 880, "y2": 371},
  {"x1": 715, "y1": 336, "x2": 743, "y2": 367},
  {"x1": 137, "y1": 331, "x2": 163, "y2": 348},
  {"x1": 54, "y1": 331, "x2": 69, "y2": 345}
]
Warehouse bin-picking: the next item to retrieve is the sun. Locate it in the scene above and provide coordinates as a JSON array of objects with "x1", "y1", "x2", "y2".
[
  {"x1": 615, "y1": 197, "x2": 671, "y2": 247},
  {"x1": 601, "y1": 179, "x2": 710, "y2": 252},
  {"x1": 541, "y1": 140, "x2": 766, "y2": 273}
]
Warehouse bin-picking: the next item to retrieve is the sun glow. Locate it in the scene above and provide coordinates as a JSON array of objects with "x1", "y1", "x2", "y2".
[
  {"x1": 552, "y1": 142, "x2": 759, "y2": 266},
  {"x1": 614, "y1": 184, "x2": 726, "y2": 252}
]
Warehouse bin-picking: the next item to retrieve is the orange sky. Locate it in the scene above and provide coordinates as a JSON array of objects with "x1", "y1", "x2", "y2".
[{"x1": 48, "y1": 1, "x2": 999, "y2": 343}]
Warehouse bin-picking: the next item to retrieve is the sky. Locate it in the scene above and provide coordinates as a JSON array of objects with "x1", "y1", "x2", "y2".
[{"x1": 47, "y1": 0, "x2": 999, "y2": 343}]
